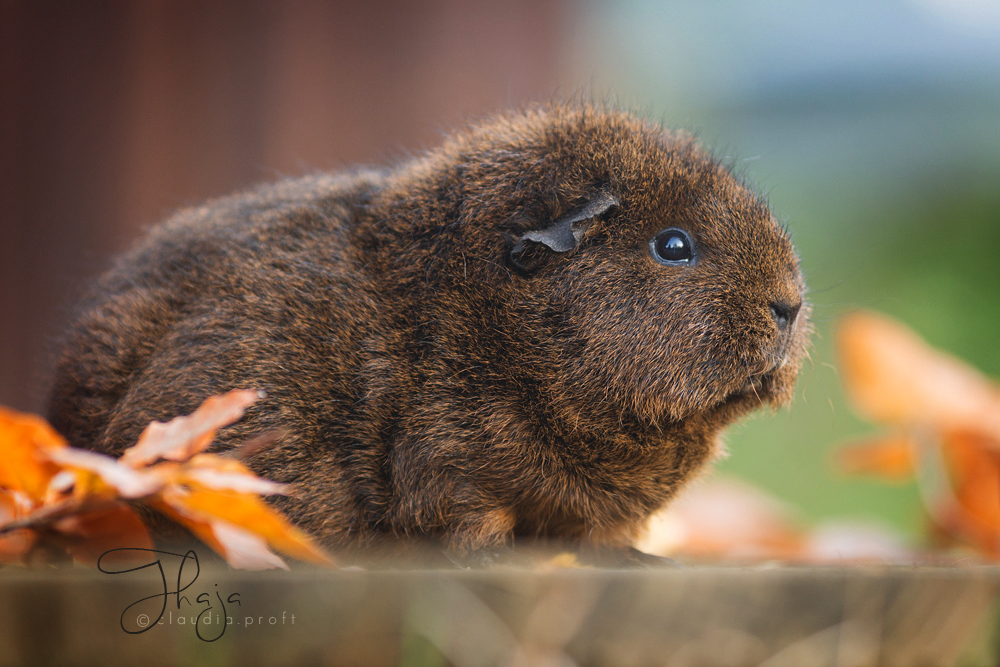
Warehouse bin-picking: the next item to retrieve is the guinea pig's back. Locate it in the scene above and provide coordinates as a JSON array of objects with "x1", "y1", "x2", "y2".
[{"x1": 47, "y1": 169, "x2": 387, "y2": 456}]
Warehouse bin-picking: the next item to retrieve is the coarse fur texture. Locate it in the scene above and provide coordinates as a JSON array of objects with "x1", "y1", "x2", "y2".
[{"x1": 47, "y1": 104, "x2": 810, "y2": 557}]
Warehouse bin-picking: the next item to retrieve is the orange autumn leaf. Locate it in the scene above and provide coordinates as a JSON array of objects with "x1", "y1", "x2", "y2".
[
  {"x1": 66, "y1": 392, "x2": 331, "y2": 569},
  {"x1": 0, "y1": 489, "x2": 37, "y2": 563},
  {"x1": 637, "y1": 478, "x2": 805, "y2": 561},
  {"x1": 835, "y1": 311, "x2": 1000, "y2": 560},
  {"x1": 1, "y1": 405, "x2": 153, "y2": 565},
  {"x1": 837, "y1": 311, "x2": 1000, "y2": 445},
  {"x1": 46, "y1": 446, "x2": 165, "y2": 499},
  {"x1": 0, "y1": 406, "x2": 67, "y2": 501},
  {"x1": 201, "y1": 520, "x2": 291, "y2": 571},
  {"x1": 939, "y1": 431, "x2": 1000, "y2": 556},
  {"x1": 114, "y1": 390, "x2": 333, "y2": 569},
  {"x1": 181, "y1": 454, "x2": 289, "y2": 496},
  {"x1": 833, "y1": 434, "x2": 916, "y2": 482},
  {"x1": 151, "y1": 485, "x2": 332, "y2": 567},
  {"x1": 50, "y1": 503, "x2": 154, "y2": 567},
  {"x1": 121, "y1": 389, "x2": 262, "y2": 468},
  {"x1": 1, "y1": 389, "x2": 332, "y2": 570}
]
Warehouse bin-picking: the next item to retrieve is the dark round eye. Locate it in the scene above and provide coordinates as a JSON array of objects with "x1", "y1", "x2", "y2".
[{"x1": 649, "y1": 228, "x2": 695, "y2": 265}]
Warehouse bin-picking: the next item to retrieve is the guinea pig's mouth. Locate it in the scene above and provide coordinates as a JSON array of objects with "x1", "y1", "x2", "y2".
[{"x1": 718, "y1": 372, "x2": 776, "y2": 409}]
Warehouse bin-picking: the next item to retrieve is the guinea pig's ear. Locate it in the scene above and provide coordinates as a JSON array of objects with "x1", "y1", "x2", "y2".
[{"x1": 510, "y1": 189, "x2": 619, "y2": 272}]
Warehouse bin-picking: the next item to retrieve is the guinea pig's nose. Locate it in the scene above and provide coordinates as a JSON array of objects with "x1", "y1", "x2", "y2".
[{"x1": 770, "y1": 300, "x2": 801, "y2": 331}]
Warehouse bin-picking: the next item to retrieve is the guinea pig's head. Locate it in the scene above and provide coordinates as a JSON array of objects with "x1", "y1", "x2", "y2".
[{"x1": 386, "y1": 105, "x2": 810, "y2": 429}]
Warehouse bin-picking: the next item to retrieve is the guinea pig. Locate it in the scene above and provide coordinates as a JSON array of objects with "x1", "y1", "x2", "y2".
[{"x1": 46, "y1": 104, "x2": 810, "y2": 559}]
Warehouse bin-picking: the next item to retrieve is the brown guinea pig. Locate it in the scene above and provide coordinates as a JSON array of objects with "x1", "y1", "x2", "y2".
[{"x1": 46, "y1": 103, "x2": 810, "y2": 558}]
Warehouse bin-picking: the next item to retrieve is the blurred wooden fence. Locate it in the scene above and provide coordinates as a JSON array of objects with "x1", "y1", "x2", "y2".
[{"x1": 1, "y1": 564, "x2": 997, "y2": 666}]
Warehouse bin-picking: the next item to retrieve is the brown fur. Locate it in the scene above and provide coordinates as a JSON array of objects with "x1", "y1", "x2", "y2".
[{"x1": 46, "y1": 104, "x2": 810, "y2": 555}]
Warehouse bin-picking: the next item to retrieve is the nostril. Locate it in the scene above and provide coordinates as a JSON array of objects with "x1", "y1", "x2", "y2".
[{"x1": 770, "y1": 301, "x2": 801, "y2": 330}]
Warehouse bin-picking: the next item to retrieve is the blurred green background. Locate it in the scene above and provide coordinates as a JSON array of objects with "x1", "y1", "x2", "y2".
[{"x1": 575, "y1": 0, "x2": 1000, "y2": 540}]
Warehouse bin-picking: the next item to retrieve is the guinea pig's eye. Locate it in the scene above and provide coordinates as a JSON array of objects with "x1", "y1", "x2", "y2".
[{"x1": 649, "y1": 228, "x2": 695, "y2": 265}]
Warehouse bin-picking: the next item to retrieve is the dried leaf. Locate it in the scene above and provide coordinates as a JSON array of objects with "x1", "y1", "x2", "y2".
[
  {"x1": 939, "y1": 431, "x2": 1000, "y2": 556},
  {"x1": 121, "y1": 389, "x2": 261, "y2": 468},
  {"x1": 0, "y1": 406, "x2": 67, "y2": 501},
  {"x1": 637, "y1": 478, "x2": 804, "y2": 561},
  {"x1": 0, "y1": 390, "x2": 333, "y2": 571},
  {"x1": 206, "y1": 520, "x2": 290, "y2": 571},
  {"x1": 181, "y1": 454, "x2": 289, "y2": 495},
  {"x1": 0, "y1": 490, "x2": 36, "y2": 562},
  {"x1": 152, "y1": 486, "x2": 332, "y2": 567},
  {"x1": 0, "y1": 497, "x2": 81, "y2": 534},
  {"x1": 837, "y1": 311, "x2": 1000, "y2": 444},
  {"x1": 833, "y1": 434, "x2": 916, "y2": 481},
  {"x1": 46, "y1": 446, "x2": 165, "y2": 499},
  {"x1": 51, "y1": 503, "x2": 154, "y2": 567},
  {"x1": 835, "y1": 311, "x2": 1000, "y2": 559}
]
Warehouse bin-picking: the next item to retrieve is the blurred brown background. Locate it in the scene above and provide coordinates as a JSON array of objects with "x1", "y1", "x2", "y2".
[{"x1": 0, "y1": 0, "x2": 566, "y2": 414}]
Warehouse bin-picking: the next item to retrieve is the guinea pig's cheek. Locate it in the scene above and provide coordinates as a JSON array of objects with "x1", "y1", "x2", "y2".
[{"x1": 571, "y1": 313, "x2": 677, "y2": 419}]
